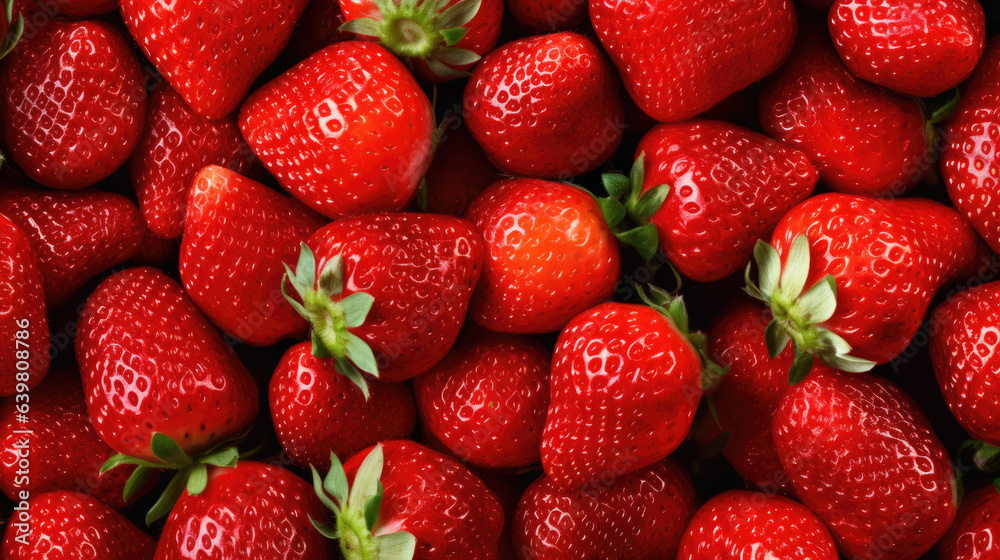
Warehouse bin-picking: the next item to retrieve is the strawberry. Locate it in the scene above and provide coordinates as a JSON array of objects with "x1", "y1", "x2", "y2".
[
  {"x1": 505, "y1": 0, "x2": 585, "y2": 32},
  {"x1": 0, "y1": 19, "x2": 146, "y2": 189},
  {"x1": 744, "y1": 193, "x2": 987, "y2": 378},
  {"x1": 154, "y1": 461, "x2": 333, "y2": 560},
  {"x1": 1, "y1": 491, "x2": 155, "y2": 559},
  {"x1": 421, "y1": 123, "x2": 498, "y2": 216},
  {"x1": 464, "y1": 32, "x2": 624, "y2": 179},
  {"x1": 773, "y1": 369, "x2": 958, "y2": 560},
  {"x1": 130, "y1": 227, "x2": 179, "y2": 267},
  {"x1": 121, "y1": 0, "x2": 308, "y2": 120},
  {"x1": 286, "y1": 0, "x2": 349, "y2": 60},
  {"x1": 179, "y1": 166, "x2": 326, "y2": 347},
  {"x1": 941, "y1": 37, "x2": 1000, "y2": 254},
  {"x1": 270, "y1": 341, "x2": 417, "y2": 470},
  {"x1": 464, "y1": 179, "x2": 621, "y2": 334},
  {"x1": 828, "y1": 0, "x2": 985, "y2": 98},
  {"x1": 312, "y1": 440, "x2": 505, "y2": 559},
  {"x1": 512, "y1": 458, "x2": 700, "y2": 559},
  {"x1": 939, "y1": 485, "x2": 1000, "y2": 560},
  {"x1": 129, "y1": 84, "x2": 257, "y2": 240},
  {"x1": 19, "y1": 0, "x2": 117, "y2": 17},
  {"x1": 759, "y1": 27, "x2": 930, "y2": 197},
  {"x1": 677, "y1": 490, "x2": 838, "y2": 559},
  {"x1": 413, "y1": 327, "x2": 550, "y2": 470},
  {"x1": 590, "y1": 0, "x2": 796, "y2": 123},
  {"x1": 240, "y1": 41, "x2": 434, "y2": 219},
  {"x1": 0, "y1": 214, "x2": 48, "y2": 396},
  {"x1": 0, "y1": 185, "x2": 145, "y2": 307},
  {"x1": 339, "y1": 0, "x2": 502, "y2": 81}
]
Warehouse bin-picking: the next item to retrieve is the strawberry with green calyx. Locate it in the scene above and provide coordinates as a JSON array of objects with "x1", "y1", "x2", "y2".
[{"x1": 595, "y1": 153, "x2": 670, "y2": 261}]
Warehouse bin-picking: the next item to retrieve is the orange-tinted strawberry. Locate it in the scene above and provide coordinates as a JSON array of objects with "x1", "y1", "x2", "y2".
[
  {"x1": 939, "y1": 485, "x2": 1000, "y2": 560},
  {"x1": 0, "y1": 214, "x2": 48, "y2": 396}
]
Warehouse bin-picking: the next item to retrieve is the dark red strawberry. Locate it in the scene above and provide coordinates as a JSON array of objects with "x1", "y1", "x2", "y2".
[
  {"x1": 413, "y1": 327, "x2": 550, "y2": 470},
  {"x1": 513, "y1": 458, "x2": 699, "y2": 559},
  {"x1": 129, "y1": 227, "x2": 178, "y2": 267},
  {"x1": 464, "y1": 179, "x2": 621, "y2": 334},
  {"x1": 180, "y1": 166, "x2": 326, "y2": 347},
  {"x1": 0, "y1": 185, "x2": 145, "y2": 307},
  {"x1": 506, "y1": 0, "x2": 585, "y2": 32},
  {"x1": 121, "y1": 0, "x2": 308, "y2": 119},
  {"x1": 677, "y1": 490, "x2": 838, "y2": 559},
  {"x1": 154, "y1": 462, "x2": 333, "y2": 560},
  {"x1": 939, "y1": 485, "x2": 1000, "y2": 560},
  {"x1": 240, "y1": 41, "x2": 434, "y2": 219},
  {"x1": 590, "y1": 0, "x2": 796, "y2": 122},
  {"x1": 828, "y1": 0, "x2": 985, "y2": 97},
  {"x1": 0, "y1": 214, "x2": 48, "y2": 396},
  {"x1": 19, "y1": 0, "x2": 117, "y2": 17},
  {"x1": 270, "y1": 341, "x2": 416, "y2": 470},
  {"x1": 0, "y1": 19, "x2": 145, "y2": 189},
  {"x1": 773, "y1": 369, "x2": 958, "y2": 560},
  {"x1": 464, "y1": 32, "x2": 624, "y2": 179},
  {"x1": 286, "y1": 0, "x2": 349, "y2": 60},
  {"x1": 421, "y1": 123, "x2": 499, "y2": 216},
  {"x1": 129, "y1": 84, "x2": 257, "y2": 240}
]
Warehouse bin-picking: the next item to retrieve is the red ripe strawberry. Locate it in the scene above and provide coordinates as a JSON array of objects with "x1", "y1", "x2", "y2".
[
  {"x1": 942, "y1": 37, "x2": 1000, "y2": 254},
  {"x1": 287, "y1": 0, "x2": 349, "y2": 60},
  {"x1": 154, "y1": 462, "x2": 333, "y2": 560},
  {"x1": 121, "y1": 0, "x2": 308, "y2": 119},
  {"x1": 312, "y1": 440, "x2": 505, "y2": 559},
  {"x1": 773, "y1": 369, "x2": 958, "y2": 560},
  {"x1": 0, "y1": 214, "x2": 48, "y2": 396},
  {"x1": 677, "y1": 490, "x2": 838, "y2": 560},
  {"x1": 759, "y1": 29, "x2": 930, "y2": 197},
  {"x1": 240, "y1": 42, "x2": 434, "y2": 219},
  {"x1": 340, "y1": 0, "x2": 502, "y2": 82},
  {"x1": 0, "y1": 185, "x2": 145, "y2": 307},
  {"x1": 512, "y1": 458, "x2": 699, "y2": 559},
  {"x1": 828, "y1": 0, "x2": 985, "y2": 97},
  {"x1": 506, "y1": 0, "x2": 585, "y2": 32},
  {"x1": 465, "y1": 179, "x2": 620, "y2": 334},
  {"x1": 422, "y1": 124, "x2": 498, "y2": 216},
  {"x1": 744, "y1": 193, "x2": 987, "y2": 377},
  {"x1": 129, "y1": 84, "x2": 257, "y2": 240},
  {"x1": 413, "y1": 328, "x2": 550, "y2": 470},
  {"x1": 270, "y1": 341, "x2": 416, "y2": 470},
  {"x1": 930, "y1": 281, "x2": 1000, "y2": 447},
  {"x1": 1, "y1": 491, "x2": 155, "y2": 559},
  {"x1": 0, "y1": 19, "x2": 145, "y2": 189},
  {"x1": 464, "y1": 32, "x2": 624, "y2": 179},
  {"x1": 180, "y1": 166, "x2": 326, "y2": 346},
  {"x1": 939, "y1": 485, "x2": 1000, "y2": 560},
  {"x1": 590, "y1": 0, "x2": 796, "y2": 123},
  {"x1": 130, "y1": 227, "x2": 178, "y2": 267}
]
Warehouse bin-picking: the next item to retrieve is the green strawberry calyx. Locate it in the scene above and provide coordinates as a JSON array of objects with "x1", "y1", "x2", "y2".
[
  {"x1": 339, "y1": 0, "x2": 483, "y2": 79},
  {"x1": 596, "y1": 152, "x2": 670, "y2": 261},
  {"x1": 0, "y1": 0, "x2": 24, "y2": 170},
  {"x1": 311, "y1": 445, "x2": 416, "y2": 560},
  {"x1": 743, "y1": 234, "x2": 876, "y2": 384},
  {"x1": 283, "y1": 242, "x2": 379, "y2": 400}
]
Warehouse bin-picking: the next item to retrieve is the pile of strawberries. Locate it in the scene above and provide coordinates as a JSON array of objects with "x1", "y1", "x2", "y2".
[{"x1": 1, "y1": 0, "x2": 999, "y2": 558}]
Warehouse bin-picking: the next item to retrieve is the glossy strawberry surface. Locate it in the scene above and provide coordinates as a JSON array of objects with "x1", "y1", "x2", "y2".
[
  {"x1": 939, "y1": 485, "x2": 1000, "y2": 560},
  {"x1": 76, "y1": 267, "x2": 259, "y2": 461},
  {"x1": 0, "y1": 215, "x2": 48, "y2": 397},
  {"x1": 773, "y1": 369, "x2": 958, "y2": 560},
  {"x1": 422, "y1": 124, "x2": 499, "y2": 216},
  {"x1": 0, "y1": 19, "x2": 145, "y2": 189},
  {"x1": 465, "y1": 179, "x2": 620, "y2": 334},
  {"x1": 464, "y1": 32, "x2": 624, "y2": 179}
]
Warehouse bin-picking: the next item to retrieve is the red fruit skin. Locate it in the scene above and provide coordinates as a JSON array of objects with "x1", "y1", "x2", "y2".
[
  {"x1": 930, "y1": 281, "x2": 1000, "y2": 447},
  {"x1": 542, "y1": 303, "x2": 702, "y2": 489},
  {"x1": 154, "y1": 462, "x2": 333, "y2": 560},
  {"x1": 307, "y1": 213, "x2": 484, "y2": 382},
  {"x1": 590, "y1": 0, "x2": 796, "y2": 123},
  {"x1": 0, "y1": 185, "x2": 145, "y2": 307},
  {"x1": 771, "y1": 193, "x2": 987, "y2": 364},
  {"x1": 939, "y1": 485, "x2": 1000, "y2": 560},
  {"x1": 0, "y1": 215, "x2": 48, "y2": 396},
  {"x1": 130, "y1": 227, "x2": 179, "y2": 267},
  {"x1": 422, "y1": 124, "x2": 499, "y2": 216},
  {"x1": 505, "y1": 0, "x2": 585, "y2": 32},
  {"x1": 2, "y1": 491, "x2": 154, "y2": 559},
  {"x1": 512, "y1": 458, "x2": 699, "y2": 559},
  {"x1": 677, "y1": 490, "x2": 838, "y2": 560},
  {"x1": 413, "y1": 329, "x2": 551, "y2": 470},
  {"x1": 286, "y1": 0, "x2": 349, "y2": 60},
  {"x1": 464, "y1": 32, "x2": 624, "y2": 179},
  {"x1": 637, "y1": 120, "x2": 818, "y2": 282},
  {"x1": 0, "y1": 19, "x2": 146, "y2": 189},
  {"x1": 828, "y1": 0, "x2": 985, "y2": 98},
  {"x1": 121, "y1": 0, "x2": 308, "y2": 120},
  {"x1": 19, "y1": 0, "x2": 117, "y2": 18},
  {"x1": 180, "y1": 166, "x2": 326, "y2": 347},
  {"x1": 942, "y1": 37, "x2": 1000, "y2": 255},
  {"x1": 464, "y1": 179, "x2": 621, "y2": 334},
  {"x1": 760, "y1": 30, "x2": 929, "y2": 197},
  {"x1": 773, "y1": 370, "x2": 958, "y2": 560},
  {"x1": 343, "y1": 441, "x2": 505, "y2": 559},
  {"x1": 240, "y1": 41, "x2": 434, "y2": 219},
  {"x1": 269, "y1": 341, "x2": 416, "y2": 470},
  {"x1": 129, "y1": 84, "x2": 257, "y2": 240},
  {"x1": 76, "y1": 267, "x2": 259, "y2": 462}
]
